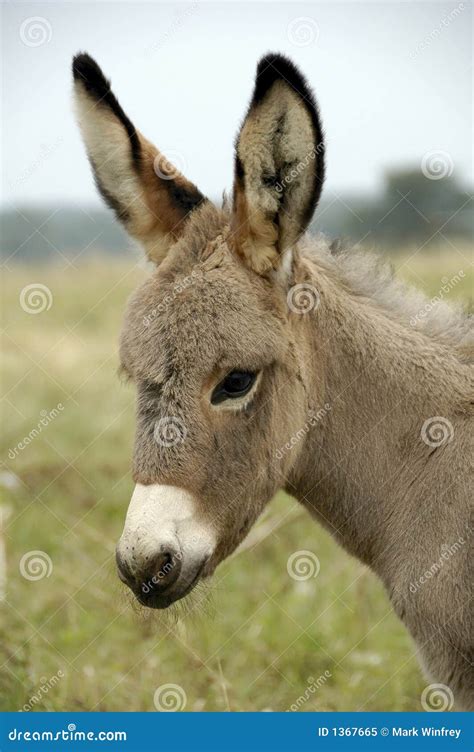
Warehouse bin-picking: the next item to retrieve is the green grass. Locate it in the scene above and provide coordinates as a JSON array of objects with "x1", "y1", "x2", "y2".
[{"x1": 1, "y1": 250, "x2": 472, "y2": 712}]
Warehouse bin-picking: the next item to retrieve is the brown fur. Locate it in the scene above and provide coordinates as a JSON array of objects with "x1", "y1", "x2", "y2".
[
  {"x1": 231, "y1": 181, "x2": 280, "y2": 274},
  {"x1": 73, "y1": 54, "x2": 205, "y2": 265},
  {"x1": 135, "y1": 135, "x2": 206, "y2": 264},
  {"x1": 74, "y1": 52, "x2": 473, "y2": 708}
]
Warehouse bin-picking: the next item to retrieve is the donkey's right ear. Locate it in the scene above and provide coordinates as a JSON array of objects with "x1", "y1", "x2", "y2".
[{"x1": 72, "y1": 53, "x2": 206, "y2": 264}]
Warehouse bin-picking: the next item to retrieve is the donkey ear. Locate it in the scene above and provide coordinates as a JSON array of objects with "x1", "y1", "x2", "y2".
[
  {"x1": 72, "y1": 53, "x2": 206, "y2": 264},
  {"x1": 232, "y1": 53, "x2": 325, "y2": 275}
]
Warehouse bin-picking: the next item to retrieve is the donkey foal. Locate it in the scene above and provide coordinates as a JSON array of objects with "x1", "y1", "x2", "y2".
[{"x1": 73, "y1": 52, "x2": 473, "y2": 708}]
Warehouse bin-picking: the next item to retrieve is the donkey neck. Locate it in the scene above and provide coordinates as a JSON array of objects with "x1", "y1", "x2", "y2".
[{"x1": 287, "y1": 254, "x2": 470, "y2": 572}]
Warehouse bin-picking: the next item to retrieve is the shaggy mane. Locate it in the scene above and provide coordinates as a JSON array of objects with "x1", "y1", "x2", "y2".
[{"x1": 302, "y1": 235, "x2": 473, "y2": 361}]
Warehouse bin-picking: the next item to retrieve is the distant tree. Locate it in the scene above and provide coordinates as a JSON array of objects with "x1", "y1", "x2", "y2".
[
  {"x1": 314, "y1": 167, "x2": 472, "y2": 249},
  {"x1": 379, "y1": 169, "x2": 469, "y2": 245}
]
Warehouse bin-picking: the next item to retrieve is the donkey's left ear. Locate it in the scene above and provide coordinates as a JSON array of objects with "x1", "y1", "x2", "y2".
[{"x1": 232, "y1": 54, "x2": 325, "y2": 275}]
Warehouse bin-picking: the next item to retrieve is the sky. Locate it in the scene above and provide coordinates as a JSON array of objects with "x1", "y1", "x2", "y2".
[{"x1": 2, "y1": 0, "x2": 472, "y2": 208}]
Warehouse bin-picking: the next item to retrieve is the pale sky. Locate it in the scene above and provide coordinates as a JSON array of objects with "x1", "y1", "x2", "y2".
[{"x1": 2, "y1": 0, "x2": 472, "y2": 207}]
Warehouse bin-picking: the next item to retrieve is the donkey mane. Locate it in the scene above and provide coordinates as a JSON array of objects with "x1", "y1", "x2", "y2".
[
  {"x1": 191, "y1": 198, "x2": 472, "y2": 360},
  {"x1": 300, "y1": 234, "x2": 473, "y2": 360},
  {"x1": 222, "y1": 184, "x2": 472, "y2": 357}
]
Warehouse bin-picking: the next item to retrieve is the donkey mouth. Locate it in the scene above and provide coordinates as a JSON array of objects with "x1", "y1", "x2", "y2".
[{"x1": 134, "y1": 558, "x2": 208, "y2": 610}]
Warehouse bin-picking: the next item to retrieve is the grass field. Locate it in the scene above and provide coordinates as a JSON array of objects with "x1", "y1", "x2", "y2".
[{"x1": 1, "y1": 247, "x2": 472, "y2": 712}]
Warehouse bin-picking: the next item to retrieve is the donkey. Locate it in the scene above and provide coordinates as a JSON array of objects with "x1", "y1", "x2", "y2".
[{"x1": 73, "y1": 52, "x2": 473, "y2": 708}]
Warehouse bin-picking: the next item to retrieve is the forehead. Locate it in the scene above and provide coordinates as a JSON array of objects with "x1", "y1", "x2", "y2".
[{"x1": 120, "y1": 234, "x2": 287, "y2": 384}]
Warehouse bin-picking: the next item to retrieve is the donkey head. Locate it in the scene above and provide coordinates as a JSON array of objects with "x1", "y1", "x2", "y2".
[{"x1": 73, "y1": 52, "x2": 325, "y2": 608}]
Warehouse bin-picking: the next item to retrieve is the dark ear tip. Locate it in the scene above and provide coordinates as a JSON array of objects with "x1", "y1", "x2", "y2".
[
  {"x1": 256, "y1": 52, "x2": 297, "y2": 78},
  {"x1": 254, "y1": 52, "x2": 313, "y2": 105},
  {"x1": 72, "y1": 52, "x2": 111, "y2": 98}
]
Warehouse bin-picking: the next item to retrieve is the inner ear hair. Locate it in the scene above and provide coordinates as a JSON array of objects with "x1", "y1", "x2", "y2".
[
  {"x1": 232, "y1": 53, "x2": 325, "y2": 275},
  {"x1": 72, "y1": 52, "x2": 207, "y2": 264}
]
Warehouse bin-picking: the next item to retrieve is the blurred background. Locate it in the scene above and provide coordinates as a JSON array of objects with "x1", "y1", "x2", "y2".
[{"x1": 1, "y1": 1, "x2": 472, "y2": 712}]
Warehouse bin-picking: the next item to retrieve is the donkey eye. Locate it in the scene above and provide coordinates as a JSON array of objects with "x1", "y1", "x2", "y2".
[{"x1": 211, "y1": 371, "x2": 257, "y2": 405}]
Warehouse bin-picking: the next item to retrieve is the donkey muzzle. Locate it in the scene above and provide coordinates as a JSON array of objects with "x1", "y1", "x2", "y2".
[
  {"x1": 115, "y1": 483, "x2": 216, "y2": 608},
  {"x1": 116, "y1": 544, "x2": 183, "y2": 603}
]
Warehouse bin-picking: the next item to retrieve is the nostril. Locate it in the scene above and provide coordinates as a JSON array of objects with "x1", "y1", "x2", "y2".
[
  {"x1": 154, "y1": 551, "x2": 173, "y2": 580},
  {"x1": 139, "y1": 546, "x2": 182, "y2": 597}
]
